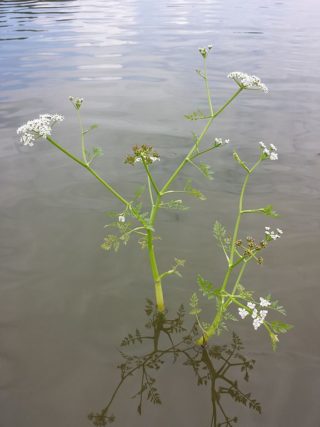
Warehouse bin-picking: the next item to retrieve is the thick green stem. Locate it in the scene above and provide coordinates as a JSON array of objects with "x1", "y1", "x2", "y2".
[{"x1": 147, "y1": 228, "x2": 164, "y2": 312}]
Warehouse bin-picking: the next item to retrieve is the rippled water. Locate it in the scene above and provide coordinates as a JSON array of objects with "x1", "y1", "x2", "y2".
[{"x1": 1, "y1": 0, "x2": 320, "y2": 426}]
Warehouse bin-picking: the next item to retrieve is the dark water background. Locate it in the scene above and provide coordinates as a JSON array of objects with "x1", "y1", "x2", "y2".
[{"x1": 1, "y1": 0, "x2": 320, "y2": 426}]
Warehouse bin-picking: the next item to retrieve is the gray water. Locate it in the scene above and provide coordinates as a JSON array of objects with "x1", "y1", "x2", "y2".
[{"x1": 1, "y1": 0, "x2": 320, "y2": 426}]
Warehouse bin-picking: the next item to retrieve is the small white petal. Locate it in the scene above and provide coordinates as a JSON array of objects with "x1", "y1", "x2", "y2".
[
  {"x1": 118, "y1": 215, "x2": 126, "y2": 223},
  {"x1": 238, "y1": 308, "x2": 249, "y2": 319},
  {"x1": 259, "y1": 297, "x2": 271, "y2": 307},
  {"x1": 259, "y1": 310, "x2": 268, "y2": 320},
  {"x1": 247, "y1": 302, "x2": 256, "y2": 310}
]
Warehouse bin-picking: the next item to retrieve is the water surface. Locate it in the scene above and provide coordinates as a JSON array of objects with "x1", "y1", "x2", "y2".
[{"x1": 1, "y1": 0, "x2": 320, "y2": 426}]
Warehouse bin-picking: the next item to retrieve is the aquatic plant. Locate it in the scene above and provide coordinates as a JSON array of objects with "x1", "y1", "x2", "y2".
[
  {"x1": 17, "y1": 46, "x2": 291, "y2": 348},
  {"x1": 189, "y1": 142, "x2": 292, "y2": 349}
]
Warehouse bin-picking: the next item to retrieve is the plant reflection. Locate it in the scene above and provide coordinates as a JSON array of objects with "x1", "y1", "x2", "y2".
[{"x1": 88, "y1": 300, "x2": 261, "y2": 427}]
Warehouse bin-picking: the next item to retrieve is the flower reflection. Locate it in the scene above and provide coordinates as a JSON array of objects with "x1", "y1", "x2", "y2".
[{"x1": 88, "y1": 301, "x2": 261, "y2": 427}]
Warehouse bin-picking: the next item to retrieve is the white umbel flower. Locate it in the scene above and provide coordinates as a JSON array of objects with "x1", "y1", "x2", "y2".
[
  {"x1": 150, "y1": 156, "x2": 160, "y2": 162},
  {"x1": 253, "y1": 317, "x2": 264, "y2": 330},
  {"x1": 17, "y1": 114, "x2": 64, "y2": 146},
  {"x1": 214, "y1": 137, "x2": 230, "y2": 146},
  {"x1": 238, "y1": 308, "x2": 249, "y2": 319},
  {"x1": 265, "y1": 226, "x2": 283, "y2": 240},
  {"x1": 260, "y1": 142, "x2": 279, "y2": 160},
  {"x1": 259, "y1": 141, "x2": 266, "y2": 149},
  {"x1": 259, "y1": 297, "x2": 271, "y2": 307},
  {"x1": 228, "y1": 72, "x2": 268, "y2": 93},
  {"x1": 118, "y1": 215, "x2": 126, "y2": 223}
]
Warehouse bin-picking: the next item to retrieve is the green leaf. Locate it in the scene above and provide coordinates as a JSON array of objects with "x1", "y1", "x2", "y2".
[
  {"x1": 134, "y1": 185, "x2": 146, "y2": 200},
  {"x1": 189, "y1": 293, "x2": 202, "y2": 315},
  {"x1": 213, "y1": 221, "x2": 226, "y2": 241},
  {"x1": 184, "y1": 180, "x2": 206, "y2": 201},
  {"x1": 198, "y1": 162, "x2": 214, "y2": 180},
  {"x1": 184, "y1": 110, "x2": 207, "y2": 121},
  {"x1": 270, "y1": 321, "x2": 294, "y2": 334},
  {"x1": 92, "y1": 146, "x2": 103, "y2": 157},
  {"x1": 269, "y1": 332, "x2": 279, "y2": 351},
  {"x1": 269, "y1": 298, "x2": 287, "y2": 316},
  {"x1": 101, "y1": 234, "x2": 120, "y2": 252},
  {"x1": 197, "y1": 275, "x2": 215, "y2": 299},
  {"x1": 83, "y1": 123, "x2": 98, "y2": 134},
  {"x1": 212, "y1": 220, "x2": 231, "y2": 255},
  {"x1": 261, "y1": 204, "x2": 279, "y2": 217},
  {"x1": 223, "y1": 312, "x2": 238, "y2": 322},
  {"x1": 237, "y1": 284, "x2": 254, "y2": 300},
  {"x1": 197, "y1": 275, "x2": 222, "y2": 300},
  {"x1": 159, "y1": 200, "x2": 189, "y2": 211}
]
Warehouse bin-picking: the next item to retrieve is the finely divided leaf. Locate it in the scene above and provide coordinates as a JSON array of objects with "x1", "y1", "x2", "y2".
[
  {"x1": 184, "y1": 180, "x2": 206, "y2": 200},
  {"x1": 159, "y1": 200, "x2": 189, "y2": 211},
  {"x1": 189, "y1": 293, "x2": 202, "y2": 315},
  {"x1": 270, "y1": 321, "x2": 294, "y2": 334},
  {"x1": 198, "y1": 162, "x2": 214, "y2": 180},
  {"x1": 184, "y1": 110, "x2": 206, "y2": 121}
]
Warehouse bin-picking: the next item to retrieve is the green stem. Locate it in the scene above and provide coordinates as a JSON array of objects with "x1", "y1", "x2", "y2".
[
  {"x1": 76, "y1": 109, "x2": 88, "y2": 165},
  {"x1": 197, "y1": 156, "x2": 262, "y2": 345},
  {"x1": 46, "y1": 136, "x2": 130, "y2": 208},
  {"x1": 228, "y1": 172, "x2": 250, "y2": 266},
  {"x1": 191, "y1": 144, "x2": 217, "y2": 160},
  {"x1": 142, "y1": 157, "x2": 160, "y2": 196},
  {"x1": 161, "y1": 87, "x2": 243, "y2": 195},
  {"x1": 204, "y1": 56, "x2": 214, "y2": 115},
  {"x1": 147, "y1": 176, "x2": 154, "y2": 206},
  {"x1": 147, "y1": 228, "x2": 164, "y2": 312}
]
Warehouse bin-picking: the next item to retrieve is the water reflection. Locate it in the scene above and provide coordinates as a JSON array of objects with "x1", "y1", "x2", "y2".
[{"x1": 88, "y1": 301, "x2": 261, "y2": 427}]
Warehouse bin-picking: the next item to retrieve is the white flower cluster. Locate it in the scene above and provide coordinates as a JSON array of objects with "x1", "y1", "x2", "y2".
[
  {"x1": 238, "y1": 297, "x2": 271, "y2": 330},
  {"x1": 214, "y1": 137, "x2": 230, "y2": 146},
  {"x1": 118, "y1": 215, "x2": 126, "y2": 223},
  {"x1": 265, "y1": 226, "x2": 283, "y2": 240},
  {"x1": 17, "y1": 114, "x2": 64, "y2": 146},
  {"x1": 134, "y1": 156, "x2": 160, "y2": 164},
  {"x1": 228, "y1": 72, "x2": 268, "y2": 93},
  {"x1": 259, "y1": 141, "x2": 278, "y2": 160}
]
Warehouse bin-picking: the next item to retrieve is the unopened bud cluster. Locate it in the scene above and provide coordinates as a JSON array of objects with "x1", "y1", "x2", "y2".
[
  {"x1": 125, "y1": 144, "x2": 160, "y2": 166},
  {"x1": 236, "y1": 236, "x2": 268, "y2": 264},
  {"x1": 69, "y1": 96, "x2": 84, "y2": 110},
  {"x1": 198, "y1": 44, "x2": 213, "y2": 59}
]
